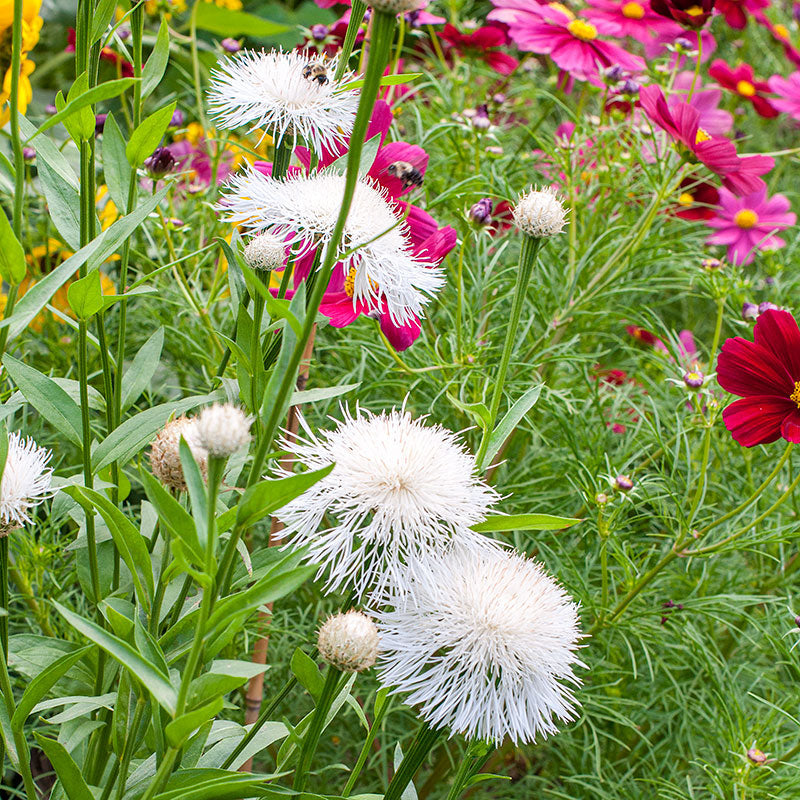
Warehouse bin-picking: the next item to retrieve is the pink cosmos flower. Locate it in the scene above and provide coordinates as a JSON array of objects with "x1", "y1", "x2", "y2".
[
  {"x1": 584, "y1": 0, "x2": 682, "y2": 42},
  {"x1": 639, "y1": 84, "x2": 774, "y2": 195},
  {"x1": 708, "y1": 60, "x2": 778, "y2": 118},
  {"x1": 671, "y1": 70, "x2": 733, "y2": 135},
  {"x1": 705, "y1": 187, "x2": 795, "y2": 265},
  {"x1": 439, "y1": 24, "x2": 520, "y2": 75},
  {"x1": 768, "y1": 71, "x2": 800, "y2": 120},
  {"x1": 715, "y1": 0, "x2": 768, "y2": 29},
  {"x1": 644, "y1": 27, "x2": 716, "y2": 68},
  {"x1": 755, "y1": 14, "x2": 800, "y2": 68},
  {"x1": 488, "y1": 0, "x2": 645, "y2": 86}
]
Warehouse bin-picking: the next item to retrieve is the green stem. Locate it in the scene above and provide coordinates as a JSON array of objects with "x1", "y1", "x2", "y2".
[
  {"x1": 384, "y1": 723, "x2": 444, "y2": 800},
  {"x1": 137, "y1": 746, "x2": 179, "y2": 800},
  {"x1": 475, "y1": 235, "x2": 543, "y2": 468},
  {"x1": 334, "y1": 0, "x2": 367, "y2": 81},
  {"x1": 342, "y1": 690, "x2": 389, "y2": 797},
  {"x1": 112, "y1": 697, "x2": 148, "y2": 800},
  {"x1": 444, "y1": 742, "x2": 492, "y2": 800},
  {"x1": 293, "y1": 667, "x2": 342, "y2": 792},
  {"x1": 0, "y1": 538, "x2": 7, "y2": 659}
]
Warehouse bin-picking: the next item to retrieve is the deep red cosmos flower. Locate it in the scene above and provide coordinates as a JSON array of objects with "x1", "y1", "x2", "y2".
[
  {"x1": 439, "y1": 24, "x2": 520, "y2": 76},
  {"x1": 717, "y1": 309, "x2": 800, "y2": 446},
  {"x1": 66, "y1": 28, "x2": 134, "y2": 77},
  {"x1": 650, "y1": 0, "x2": 715, "y2": 28},
  {"x1": 639, "y1": 85, "x2": 774, "y2": 195},
  {"x1": 715, "y1": 0, "x2": 768, "y2": 29},
  {"x1": 674, "y1": 175, "x2": 720, "y2": 220},
  {"x1": 708, "y1": 60, "x2": 778, "y2": 118}
]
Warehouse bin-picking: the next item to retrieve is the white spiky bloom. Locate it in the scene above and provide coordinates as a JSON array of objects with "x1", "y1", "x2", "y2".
[
  {"x1": 243, "y1": 233, "x2": 286, "y2": 271},
  {"x1": 513, "y1": 187, "x2": 568, "y2": 238},
  {"x1": 149, "y1": 417, "x2": 208, "y2": 492},
  {"x1": 318, "y1": 610, "x2": 380, "y2": 672},
  {"x1": 0, "y1": 433, "x2": 53, "y2": 534},
  {"x1": 195, "y1": 403, "x2": 252, "y2": 458},
  {"x1": 274, "y1": 406, "x2": 500, "y2": 597},
  {"x1": 207, "y1": 49, "x2": 359, "y2": 157},
  {"x1": 219, "y1": 166, "x2": 443, "y2": 325},
  {"x1": 375, "y1": 548, "x2": 584, "y2": 745}
]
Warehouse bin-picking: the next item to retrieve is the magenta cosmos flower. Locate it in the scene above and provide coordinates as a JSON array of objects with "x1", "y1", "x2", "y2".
[
  {"x1": 708, "y1": 60, "x2": 778, "y2": 118},
  {"x1": 717, "y1": 309, "x2": 800, "y2": 446},
  {"x1": 488, "y1": 0, "x2": 645, "y2": 86},
  {"x1": 715, "y1": 0, "x2": 768, "y2": 29},
  {"x1": 439, "y1": 24, "x2": 520, "y2": 75},
  {"x1": 585, "y1": 0, "x2": 682, "y2": 41},
  {"x1": 768, "y1": 72, "x2": 800, "y2": 120},
  {"x1": 705, "y1": 187, "x2": 795, "y2": 266},
  {"x1": 639, "y1": 85, "x2": 774, "y2": 195}
]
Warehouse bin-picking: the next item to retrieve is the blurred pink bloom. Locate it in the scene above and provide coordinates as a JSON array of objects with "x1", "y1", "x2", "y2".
[
  {"x1": 488, "y1": 0, "x2": 645, "y2": 86},
  {"x1": 715, "y1": 0, "x2": 768, "y2": 29},
  {"x1": 705, "y1": 187, "x2": 795, "y2": 265},
  {"x1": 768, "y1": 71, "x2": 800, "y2": 119},
  {"x1": 439, "y1": 24, "x2": 520, "y2": 75},
  {"x1": 708, "y1": 60, "x2": 778, "y2": 118},
  {"x1": 671, "y1": 70, "x2": 733, "y2": 135},
  {"x1": 644, "y1": 27, "x2": 716, "y2": 67},
  {"x1": 584, "y1": 0, "x2": 682, "y2": 42}
]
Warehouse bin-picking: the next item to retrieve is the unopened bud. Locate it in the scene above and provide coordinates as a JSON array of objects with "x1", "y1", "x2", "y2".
[
  {"x1": 149, "y1": 417, "x2": 208, "y2": 492},
  {"x1": 683, "y1": 370, "x2": 704, "y2": 390},
  {"x1": 221, "y1": 37, "x2": 241, "y2": 53},
  {"x1": 243, "y1": 233, "x2": 286, "y2": 271},
  {"x1": 195, "y1": 403, "x2": 252, "y2": 458},
  {"x1": 469, "y1": 198, "x2": 493, "y2": 226},
  {"x1": 747, "y1": 747, "x2": 768, "y2": 765},
  {"x1": 144, "y1": 147, "x2": 175, "y2": 177},
  {"x1": 513, "y1": 186, "x2": 568, "y2": 238},
  {"x1": 742, "y1": 302, "x2": 759, "y2": 321},
  {"x1": 615, "y1": 474, "x2": 634, "y2": 492},
  {"x1": 318, "y1": 610, "x2": 380, "y2": 672}
]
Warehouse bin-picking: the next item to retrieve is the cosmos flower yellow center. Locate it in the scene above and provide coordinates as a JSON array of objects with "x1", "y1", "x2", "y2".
[
  {"x1": 774, "y1": 23, "x2": 790, "y2": 39},
  {"x1": 695, "y1": 128, "x2": 711, "y2": 144},
  {"x1": 734, "y1": 209, "x2": 758, "y2": 228},
  {"x1": 792, "y1": 381, "x2": 800, "y2": 408},
  {"x1": 736, "y1": 80, "x2": 756, "y2": 97},
  {"x1": 686, "y1": 5, "x2": 704, "y2": 15},
  {"x1": 622, "y1": 1, "x2": 645, "y2": 18},
  {"x1": 344, "y1": 265, "x2": 378, "y2": 298},
  {"x1": 568, "y1": 19, "x2": 598, "y2": 40},
  {"x1": 678, "y1": 192, "x2": 694, "y2": 206}
]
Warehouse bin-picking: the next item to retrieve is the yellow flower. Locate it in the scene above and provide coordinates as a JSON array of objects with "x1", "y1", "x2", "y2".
[
  {"x1": 96, "y1": 184, "x2": 119, "y2": 231},
  {"x1": 203, "y1": 0, "x2": 242, "y2": 8},
  {"x1": 0, "y1": 0, "x2": 43, "y2": 125},
  {"x1": 145, "y1": 0, "x2": 186, "y2": 18}
]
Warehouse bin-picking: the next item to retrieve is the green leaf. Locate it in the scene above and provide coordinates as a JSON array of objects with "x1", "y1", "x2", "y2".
[
  {"x1": 67, "y1": 270, "x2": 105, "y2": 319},
  {"x1": 92, "y1": 390, "x2": 222, "y2": 471},
  {"x1": 193, "y1": 3, "x2": 290, "y2": 36},
  {"x1": 60, "y1": 74, "x2": 95, "y2": 142},
  {"x1": 472, "y1": 513, "x2": 583, "y2": 532},
  {"x1": 33, "y1": 733, "x2": 94, "y2": 800},
  {"x1": 1, "y1": 187, "x2": 167, "y2": 341},
  {"x1": 197, "y1": 722, "x2": 288, "y2": 771},
  {"x1": 37, "y1": 159, "x2": 83, "y2": 250},
  {"x1": 446, "y1": 392, "x2": 491, "y2": 432},
  {"x1": 126, "y1": 102, "x2": 176, "y2": 166},
  {"x1": 166, "y1": 698, "x2": 224, "y2": 749},
  {"x1": 2, "y1": 355, "x2": 83, "y2": 446},
  {"x1": 477, "y1": 385, "x2": 542, "y2": 471},
  {"x1": 11, "y1": 646, "x2": 92, "y2": 731},
  {"x1": 142, "y1": 19, "x2": 171, "y2": 100},
  {"x1": 179, "y1": 436, "x2": 208, "y2": 548},
  {"x1": 18, "y1": 115, "x2": 79, "y2": 189},
  {"x1": 30, "y1": 76, "x2": 138, "y2": 141},
  {"x1": 91, "y1": 0, "x2": 118, "y2": 44},
  {"x1": 102, "y1": 112, "x2": 132, "y2": 213},
  {"x1": 53, "y1": 602, "x2": 177, "y2": 714},
  {"x1": 342, "y1": 72, "x2": 423, "y2": 91},
  {"x1": 0, "y1": 207, "x2": 26, "y2": 285},
  {"x1": 236, "y1": 465, "x2": 333, "y2": 530},
  {"x1": 0, "y1": 699, "x2": 19, "y2": 768},
  {"x1": 63, "y1": 485, "x2": 154, "y2": 604},
  {"x1": 139, "y1": 468, "x2": 202, "y2": 562},
  {"x1": 290, "y1": 383, "x2": 359, "y2": 405},
  {"x1": 121, "y1": 326, "x2": 164, "y2": 412},
  {"x1": 290, "y1": 648, "x2": 323, "y2": 701}
]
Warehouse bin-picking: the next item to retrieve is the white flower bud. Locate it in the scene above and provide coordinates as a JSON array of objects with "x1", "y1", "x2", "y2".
[
  {"x1": 513, "y1": 187, "x2": 568, "y2": 238},
  {"x1": 195, "y1": 403, "x2": 252, "y2": 458},
  {"x1": 149, "y1": 417, "x2": 208, "y2": 492},
  {"x1": 318, "y1": 610, "x2": 380, "y2": 672},
  {"x1": 243, "y1": 233, "x2": 286, "y2": 271}
]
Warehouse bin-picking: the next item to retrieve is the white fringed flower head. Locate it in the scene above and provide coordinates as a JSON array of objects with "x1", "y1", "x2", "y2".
[
  {"x1": 274, "y1": 406, "x2": 500, "y2": 597},
  {"x1": 149, "y1": 417, "x2": 208, "y2": 492},
  {"x1": 219, "y1": 166, "x2": 443, "y2": 325},
  {"x1": 1, "y1": 433, "x2": 53, "y2": 534},
  {"x1": 243, "y1": 233, "x2": 286, "y2": 271},
  {"x1": 195, "y1": 403, "x2": 252, "y2": 458},
  {"x1": 370, "y1": 0, "x2": 424, "y2": 12},
  {"x1": 318, "y1": 610, "x2": 380, "y2": 672},
  {"x1": 207, "y1": 49, "x2": 359, "y2": 157},
  {"x1": 375, "y1": 548, "x2": 584, "y2": 745},
  {"x1": 513, "y1": 186, "x2": 568, "y2": 238}
]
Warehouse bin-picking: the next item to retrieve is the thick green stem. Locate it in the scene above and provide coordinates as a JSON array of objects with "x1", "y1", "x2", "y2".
[
  {"x1": 0, "y1": 641, "x2": 37, "y2": 800},
  {"x1": 293, "y1": 667, "x2": 342, "y2": 792},
  {"x1": 334, "y1": 0, "x2": 367, "y2": 81},
  {"x1": 444, "y1": 741, "x2": 492, "y2": 800},
  {"x1": 476, "y1": 235, "x2": 543, "y2": 467},
  {"x1": 384, "y1": 723, "x2": 444, "y2": 800}
]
